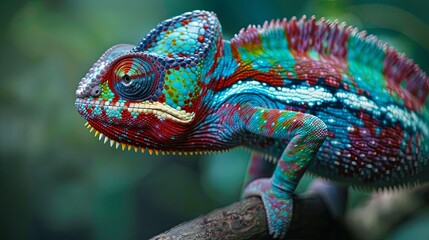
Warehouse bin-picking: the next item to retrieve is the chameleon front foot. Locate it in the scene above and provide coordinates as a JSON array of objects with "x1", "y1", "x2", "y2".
[{"x1": 243, "y1": 178, "x2": 293, "y2": 239}]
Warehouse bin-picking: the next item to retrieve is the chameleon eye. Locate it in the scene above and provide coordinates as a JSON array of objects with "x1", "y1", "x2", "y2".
[
  {"x1": 111, "y1": 57, "x2": 158, "y2": 101},
  {"x1": 122, "y1": 74, "x2": 131, "y2": 84}
]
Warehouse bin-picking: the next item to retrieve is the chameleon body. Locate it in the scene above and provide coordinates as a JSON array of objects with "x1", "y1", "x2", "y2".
[{"x1": 75, "y1": 11, "x2": 429, "y2": 238}]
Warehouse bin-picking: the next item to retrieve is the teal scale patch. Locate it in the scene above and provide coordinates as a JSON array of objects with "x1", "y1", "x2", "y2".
[
  {"x1": 163, "y1": 65, "x2": 201, "y2": 109},
  {"x1": 92, "y1": 105, "x2": 102, "y2": 116},
  {"x1": 105, "y1": 105, "x2": 122, "y2": 119},
  {"x1": 131, "y1": 111, "x2": 140, "y2": 119},
  {"x1": 148, "y1": 20, "x2": 207, "y2": 58}
]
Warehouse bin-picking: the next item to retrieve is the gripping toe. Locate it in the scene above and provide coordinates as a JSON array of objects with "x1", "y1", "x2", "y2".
[{"x1": 242, "y1": 178, "x2": 293, "y2": 239}]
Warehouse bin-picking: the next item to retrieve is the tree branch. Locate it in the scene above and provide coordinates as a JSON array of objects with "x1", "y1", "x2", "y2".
[
  {"x1": 150, "y1": 182, "x2": 428, "y2": 239},
  {"x1": 150, "y1": 192, "x2": 342, "y2": 240}
]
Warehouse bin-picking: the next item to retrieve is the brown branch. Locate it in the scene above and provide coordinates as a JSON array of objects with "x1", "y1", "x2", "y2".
[
  {"x1": 150, "y1": 183, "x2": 429, "y2": 239},
  {"x1": 150, "y1": 192, "x2": 343, "y2": 240}
]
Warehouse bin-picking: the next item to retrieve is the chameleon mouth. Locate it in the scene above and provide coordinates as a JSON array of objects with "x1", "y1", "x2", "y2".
[
  {"x1": 83, "y1": 121, "x2": 219, "y2": 156},
  {"x1": 75, "y1": 99, "x2": 195, "y2": 123}
]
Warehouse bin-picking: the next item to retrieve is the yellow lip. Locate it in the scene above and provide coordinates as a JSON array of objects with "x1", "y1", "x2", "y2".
[{"x1": 126, "y1": 101, "x2": 195, "y2": 123}]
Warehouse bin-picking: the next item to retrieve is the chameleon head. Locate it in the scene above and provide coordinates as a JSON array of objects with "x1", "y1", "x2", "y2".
[{"x1": 75, "y1": 10, "x2": 222, "y2": 152}]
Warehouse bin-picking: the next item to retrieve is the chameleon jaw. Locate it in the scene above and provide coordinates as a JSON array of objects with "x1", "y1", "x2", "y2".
[{"x1": 84, "y1": 121, "x2": 221, "y2": 156}]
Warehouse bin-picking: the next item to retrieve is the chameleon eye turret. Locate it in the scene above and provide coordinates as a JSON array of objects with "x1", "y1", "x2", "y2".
[
  {"x1": 76, "y1": 10, "x2": 429, "y2": 239},
  {"x1": 109, "y1": 54, "x2": 164, "y2": 101}
]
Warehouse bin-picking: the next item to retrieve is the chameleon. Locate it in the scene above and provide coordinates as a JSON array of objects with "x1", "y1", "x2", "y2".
[{"x1": 75, "y1": 10, "x2": 429, "y2": 238}]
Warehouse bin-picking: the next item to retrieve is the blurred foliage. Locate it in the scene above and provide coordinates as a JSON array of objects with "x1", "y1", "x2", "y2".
[{"x1": 1, "y1": 0, "x2": 428, "y2": 239}]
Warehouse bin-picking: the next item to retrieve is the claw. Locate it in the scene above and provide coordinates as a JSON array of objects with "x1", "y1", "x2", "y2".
[{"x1": 243, "y1": 178, "x2": 293, "y2": 239}]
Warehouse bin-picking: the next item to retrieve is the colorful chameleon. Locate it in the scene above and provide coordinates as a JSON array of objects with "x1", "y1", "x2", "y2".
[{"x1": 75, "y1": 10, "x2": 429, "y2": 238}]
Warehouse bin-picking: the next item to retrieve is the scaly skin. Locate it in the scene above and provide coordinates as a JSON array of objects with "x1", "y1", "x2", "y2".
[{"x1": 75, "y1": 11, "x2": 429, "y2": 238}]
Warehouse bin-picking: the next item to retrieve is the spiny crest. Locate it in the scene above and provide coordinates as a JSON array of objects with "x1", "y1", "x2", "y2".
[
  {"x1": 311, "y1": 173, "x2": 422, "y2": 192},
  {"x1": 231, "y1": 16, "x2": 352, "y2": 59},
  {"x1": 350, "y1": 179, "x2": 422, "y2": 192},
  {"x1": 231, "y1": 15, "x2": 429, "y2": 108}
]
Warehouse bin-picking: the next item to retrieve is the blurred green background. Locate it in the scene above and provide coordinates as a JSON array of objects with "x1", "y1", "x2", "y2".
[{"x1": 1, "y1": 0, "x2": 428, "y2": 239}]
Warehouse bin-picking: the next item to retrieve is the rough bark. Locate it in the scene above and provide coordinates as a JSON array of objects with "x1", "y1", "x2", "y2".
[{"x1": 150, "y1": 193, "x2": 342, "y2": 240}]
